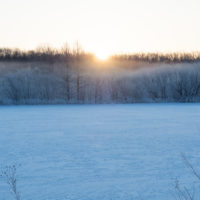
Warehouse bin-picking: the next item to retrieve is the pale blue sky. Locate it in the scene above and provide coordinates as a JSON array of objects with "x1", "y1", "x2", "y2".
[{"x1": 0, "y1": 0, "x2": 199, "y2": 57}]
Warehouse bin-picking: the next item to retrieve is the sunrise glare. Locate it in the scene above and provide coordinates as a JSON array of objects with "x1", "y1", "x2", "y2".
[{"x1": 0, "y1": 0, "x2": 200, "y2": 53}]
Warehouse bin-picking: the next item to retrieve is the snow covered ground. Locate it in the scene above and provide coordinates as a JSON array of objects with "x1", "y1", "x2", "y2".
[{"x1": 0, "y1": 104, "x2": 200, "y2": 200}]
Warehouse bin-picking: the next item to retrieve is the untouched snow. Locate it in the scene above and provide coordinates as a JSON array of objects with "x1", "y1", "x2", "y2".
[{"x1": 0, "y1": 104, "x2": 200, "y2": 200}]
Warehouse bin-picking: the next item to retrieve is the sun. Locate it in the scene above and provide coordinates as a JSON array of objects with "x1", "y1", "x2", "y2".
[{"x1": 95, "y1": 51, "x2": 110, "y2": 61}]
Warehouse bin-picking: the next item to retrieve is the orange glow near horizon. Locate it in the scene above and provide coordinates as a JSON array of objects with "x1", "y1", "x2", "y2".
[
  {"x1": 95, "y1": 51, "x2": 110, "y2": 61},
  {"x1": 0, "y1": 0, "x2": 200, "y2": 53}
]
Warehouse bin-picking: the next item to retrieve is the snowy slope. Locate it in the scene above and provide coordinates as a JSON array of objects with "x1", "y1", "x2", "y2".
[{"x1": 0, "y1": 104, "x2": 200, "y2": 200}]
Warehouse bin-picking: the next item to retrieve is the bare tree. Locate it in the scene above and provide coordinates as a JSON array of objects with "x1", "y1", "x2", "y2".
[
  {"x1": 0, "y1": 165, "x2": 20, "y2": 200},
  {"x1": 173, "y1": 154, "x2": 200, "y2": 200},
  {"x1": 73, "y1": 41, "x2": 83, "y2": 103}
]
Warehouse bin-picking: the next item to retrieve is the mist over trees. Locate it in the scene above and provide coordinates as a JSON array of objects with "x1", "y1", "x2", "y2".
[{"x1": 0, "y1": 45, "x2": 200, "y2": 105}]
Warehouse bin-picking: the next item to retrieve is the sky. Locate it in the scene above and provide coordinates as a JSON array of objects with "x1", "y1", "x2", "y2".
[{"x1": 0, "y1": 0, "x2": 200, "y2": 58}]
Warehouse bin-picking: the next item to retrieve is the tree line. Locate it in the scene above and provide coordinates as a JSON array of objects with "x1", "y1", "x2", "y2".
[
  {"x1": 0, "y1": 46, "x2": 200, "y2": 63},
  {"x1": 0, "y1": 45, "x2": 200, "y2": 104}
]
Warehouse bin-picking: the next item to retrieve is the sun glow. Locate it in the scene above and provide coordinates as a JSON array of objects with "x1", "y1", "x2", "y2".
[{"x1": 95, "y1": 51, "x2": 110, "y2": 61}]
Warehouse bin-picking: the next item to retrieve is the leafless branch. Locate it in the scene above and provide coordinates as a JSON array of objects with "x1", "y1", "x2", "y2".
[{"x1": 0, "y1": 165, "x2": 20, "y2": 200}]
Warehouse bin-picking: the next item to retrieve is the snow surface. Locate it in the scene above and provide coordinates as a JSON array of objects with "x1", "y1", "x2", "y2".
[{"x1": 0, "y1": 104, "x2": 200, "y2": 200}]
